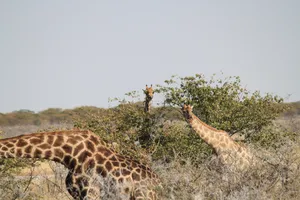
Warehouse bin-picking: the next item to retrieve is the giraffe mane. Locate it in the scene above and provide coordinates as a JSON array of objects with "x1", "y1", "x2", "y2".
[
  {"x1": 0, "y1": 130, "x2": 96, "y2": 142},
  {"x1": 190, "y1": 112, "x2": 229, "y2": 134}
]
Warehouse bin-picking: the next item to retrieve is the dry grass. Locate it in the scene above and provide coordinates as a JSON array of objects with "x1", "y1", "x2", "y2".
[
  {"x1": 2, "y1": 141, "x2": 300, "y2": 200},
  {"x1": 0, "y1": 116, "x2": 300, "y2": 199},
  {"x1": 157, "y1": 141, "x2": 300, "y2": 200},
  {"x1": 0, "y1": 161, "x2": 71, "y2": 200}
]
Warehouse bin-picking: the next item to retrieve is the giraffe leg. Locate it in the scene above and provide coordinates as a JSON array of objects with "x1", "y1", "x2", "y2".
[
  {"x1": 72, "y1": 175, "x2": 101, "y2": 200},
  {"x1": 65, "y1": 172, "x2": 100, "y2": 200},
  {"x1": 65, "y1": 171, "x2": 80, "y2": 199},
  {"x1": 132, "y1": 186, "x2": 155, "y2": 200},
  {"x1": 86, "y1": 176, "x2": 102, "y2": 200}
]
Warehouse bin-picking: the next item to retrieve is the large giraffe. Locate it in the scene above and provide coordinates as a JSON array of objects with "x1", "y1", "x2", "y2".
[
  {"x1": 144, "y1": 85, "x2": 154, "y2": 113},
  {"x1": 182, "y1": 104, "x2": 254, "y2": 170},
  {"x1": 0, "y1": 129, "x2": 161, "y2": 199}
]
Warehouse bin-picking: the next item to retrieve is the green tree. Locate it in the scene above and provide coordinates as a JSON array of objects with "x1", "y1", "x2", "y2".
[{"x1": 156, "y1": 73, "x2": 287, "y2": 138}]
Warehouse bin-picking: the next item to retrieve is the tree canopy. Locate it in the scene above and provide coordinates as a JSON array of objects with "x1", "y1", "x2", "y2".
[{"x1": 156, "y1": 73, "x2": 287, "y2": 138}]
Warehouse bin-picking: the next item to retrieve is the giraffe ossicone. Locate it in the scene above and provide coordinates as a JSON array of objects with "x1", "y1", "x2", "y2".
[
  {"x1": 182, "y1": 104, "x2": 255, "y2": 171},
  {"x1": 0, "y1": 129, "x2": 161, "y2": 199}
]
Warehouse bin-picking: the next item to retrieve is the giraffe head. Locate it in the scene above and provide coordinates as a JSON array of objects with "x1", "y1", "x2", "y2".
[
  {"x1": 144, "y1": 84, "x2": 154, "y2": 99},
  {"x1": 182, "y1": 104, "x2": 193, "y2": 120}
]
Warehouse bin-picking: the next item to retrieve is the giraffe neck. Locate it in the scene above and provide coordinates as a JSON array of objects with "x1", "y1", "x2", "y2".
[
  {"x1": 144, "y1": 96, "x2": 152, "y2": 113},
  {"x1": 188, "y1": 112, "x2": 237, "y2": 154},
  {"x1": 0, "y1": 130, "x2": 104, "y2": 170}
]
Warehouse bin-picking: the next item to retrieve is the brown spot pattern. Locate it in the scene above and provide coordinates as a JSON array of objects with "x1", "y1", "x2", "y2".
[
  {"x1": 112, "y1": 161, "x2": 119, "y2": 167},
  {"x1": 77, "y1": 150, "x2": 92, "y2": 163},
  {"x1": 97, "y1": 146, "x2": 112, "y2": 157},
  {"x1": 62, "y1": 144, "x2": 73, "y2": 154},
  {"x1": 66, "y1": 138, "x2": 77, "y2": 145},
  {"x1": 118, "y1": 177, "x2": 124, "y2": 183},
  {"x1": 132, "y1": 172, "x2": 140, "y2": 181},
  {"x1": 105, "y1": 161, "x2": 113, "y2": 172},
  {"x1": 64, "y1": 155, "x2": 72, "y2": 166},
  {"x1": 38, "y1": 143, "x2": 51, "y2": 149},
  {"x1": 30, "y1": 138, "x2": 43, "y2": 145},
  {"x1": 110, "y1": 155, "x2": 117, "y2": 161},
  {"x1": 47, "y1": 136, "x2": 54, "y2": 145},
  {"x1": 95, "y1": 153, "x2": 106, "y2": 164},
  {"x1": 85, "y1": 140, "x2": 95, "y2": 152},
  {"x1": 54, "y1": 149, "x2": 64, "y2": 158},
  {"x1": 2, "y1": 146, "x2": 8, "y2": 151},
  {"x1": 141, "y1": 170, "x2": 146, "y2": 179},
  {"x1": 16, "y1": 149, "x2": 22, "y2": 157},
  {"x1": 44, "y1": 150, "x2": 52, "y2": 158},
  {"x1": 24, "y1": 145, "x2": 32, "y2": 154},
  {"x1": 6, "y1": 143, "x2": 14, "y2": 148},
  {"x1": 122, "y1": 169, "x2": 131, "y2": 176},
  {"x1": 84, "y1": 159, "x2": 96, "y2": 171},
  {"x1": 16, "y1": 139, "x2": 28, "y2": 147},
  {"x1": 121, "y1": 163, "x2": 126, "y2": 168},
  {"x1": 89, "y1": 135, "x2": 100, "y2": 145},
  {"x1": 73, "y1": 143, "x2": 84, "y2": 156},
  {"x1": 96, "y1": 166, "x2": 107, "y2": 177},
  {"x1": 53, "y1": 135, "x2": 64, "y2": 147},
  {"x1": 34, "y1": 149, "x2": 42, "y2": 157}
]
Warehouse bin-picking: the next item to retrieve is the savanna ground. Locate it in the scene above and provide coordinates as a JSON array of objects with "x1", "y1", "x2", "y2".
[{"x1": 1, "y1": 73, "x2": 300, "y2": 200}]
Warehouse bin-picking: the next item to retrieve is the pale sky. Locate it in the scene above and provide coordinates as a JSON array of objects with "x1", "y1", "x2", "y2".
[{"x1": 0, "y1": 1, "x2": 299, "y2": 113}]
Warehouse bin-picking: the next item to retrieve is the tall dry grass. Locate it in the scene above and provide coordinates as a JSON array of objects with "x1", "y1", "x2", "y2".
[{"x1": 0, "y1": 116, "x2": 299, "y2": 200}]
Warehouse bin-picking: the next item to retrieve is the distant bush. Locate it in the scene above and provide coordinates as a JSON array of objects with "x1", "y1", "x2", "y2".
[
  {"x1": 284, "y1": 101, "x2": 300, "y2": 116},
  {"x1": 0, "y1": 106, "x2": 104, "y2": 126}
]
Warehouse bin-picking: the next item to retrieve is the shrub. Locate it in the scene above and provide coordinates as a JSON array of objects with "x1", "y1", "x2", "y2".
[{"x1": 156, "y1": 73, "x2": 288, "y2": 138}]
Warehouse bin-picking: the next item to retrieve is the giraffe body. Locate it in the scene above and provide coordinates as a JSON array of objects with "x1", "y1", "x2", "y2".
[
  {"x1": 182, "y1": 104, "x2": 254, "y2": 170},
  {"x1": 0, "y1": 130, "x2": 161, "y2": 199}
]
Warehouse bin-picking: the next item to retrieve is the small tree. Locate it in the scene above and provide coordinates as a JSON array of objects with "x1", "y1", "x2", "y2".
[{"x1": 156, "y1": 73, "x2": 287, "y2": 138}]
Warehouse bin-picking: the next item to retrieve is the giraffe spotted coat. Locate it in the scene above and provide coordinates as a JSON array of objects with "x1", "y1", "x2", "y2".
[{"x1": 0, "y1": 130, "x2": 161, "y2": 199}]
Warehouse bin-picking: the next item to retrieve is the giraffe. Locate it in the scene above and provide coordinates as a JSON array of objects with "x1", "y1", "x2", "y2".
[
  {"x1": 143, "y1": 85, "x2": 154, "y2": 113},
  {"x1": 0, "y1": 129, "x2": 161, "y2": 199},
  {"x1": 181, "y1": 104, "x2": 254, "y2": 171}
]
